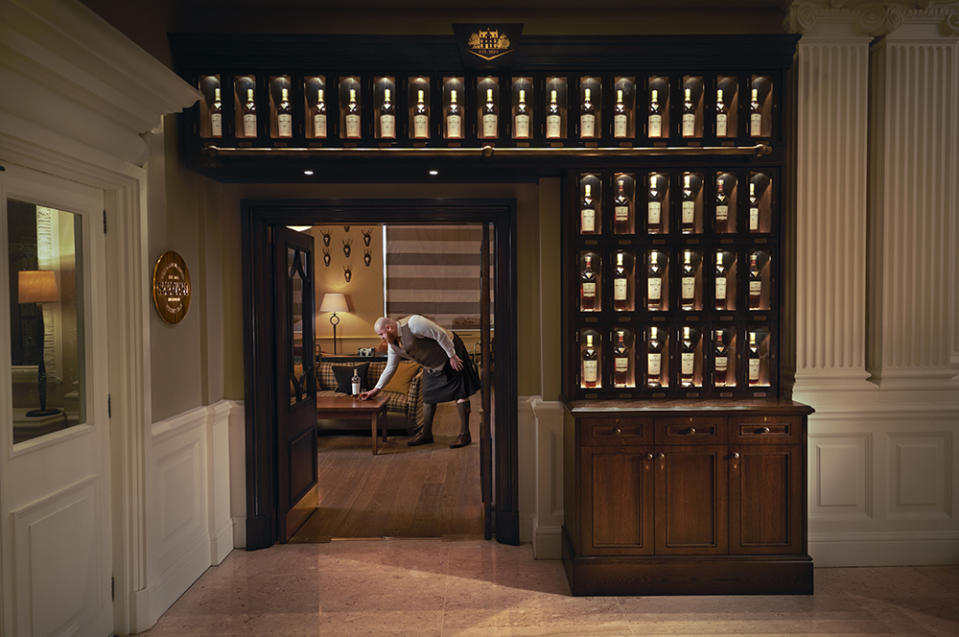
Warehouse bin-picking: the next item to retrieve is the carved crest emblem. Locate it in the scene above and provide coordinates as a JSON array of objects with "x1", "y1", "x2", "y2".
[{"x1": 467, "y1": 28, "x2": 512, "y2": 61}]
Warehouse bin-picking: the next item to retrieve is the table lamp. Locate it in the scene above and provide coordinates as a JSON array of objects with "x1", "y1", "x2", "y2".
[
  {"x1": 18, "y1": 270, "x2": 60, "y2": 417},
  {"x1": 319, "y1": 292, "x2": 349, "y2": 354}
]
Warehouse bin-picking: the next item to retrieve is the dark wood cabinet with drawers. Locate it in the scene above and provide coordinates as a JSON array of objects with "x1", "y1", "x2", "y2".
[{"x1": 563, "y1": 400, "x2": 813, "y2": 595}]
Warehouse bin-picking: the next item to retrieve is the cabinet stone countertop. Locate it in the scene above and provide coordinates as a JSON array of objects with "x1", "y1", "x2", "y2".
[{"x1": 565, "y1": 398, "x2": 813, "y2": 415}]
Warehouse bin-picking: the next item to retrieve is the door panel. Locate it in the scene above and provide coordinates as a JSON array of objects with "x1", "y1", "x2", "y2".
[
  {"x1": 654, "y1": 444, "x2": 728, "y2": 554},
  {"x1": 729, "y1": 445, "x2": 802, "y2": 554},
  {"x1": 582, "y1": 447, "x2": 654, "y2": 555},
  {"x1": 274, "y1": 228, "x2": 317, "y2": 541}
]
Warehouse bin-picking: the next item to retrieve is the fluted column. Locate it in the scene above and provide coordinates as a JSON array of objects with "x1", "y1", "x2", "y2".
[{"x1": 867, "y1": 3, "x2": 959, "y2": 393}]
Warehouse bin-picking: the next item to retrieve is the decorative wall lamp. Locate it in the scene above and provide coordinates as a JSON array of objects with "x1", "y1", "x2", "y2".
[
  {"x1": 18, "y1": 270, "x2": 60, "y2": 417},
  {"x1": 319, "y1": 292, "x2": 350, "y2": 354}
]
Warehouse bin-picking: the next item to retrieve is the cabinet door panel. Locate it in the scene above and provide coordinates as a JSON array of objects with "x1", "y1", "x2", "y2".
[
  {"x1": 654, "y1": 445, "x2": 727, "y2": 554},
  {"x1": 582, "y1": 447, "x2": 654, "y2": 555},
  {"x1": 730, "y1": 445, "x2": 802, "y2": 554}
]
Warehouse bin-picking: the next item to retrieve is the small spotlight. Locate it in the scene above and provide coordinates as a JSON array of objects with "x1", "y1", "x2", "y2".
[
  {"x1": 428, "y1": 169, "x2": 439, "y2": 176},
  {"x1": 303, "y1": 169, "x2": 314, "y2": 176}
]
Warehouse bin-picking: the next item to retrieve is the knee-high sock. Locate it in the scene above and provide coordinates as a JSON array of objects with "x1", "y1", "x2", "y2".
[
  {"x1": 422, "y1": 402, "x2": 436, "y2": 436},
  {"x1": 456, "y1": 401, "x2": 470, "y2": 435}
]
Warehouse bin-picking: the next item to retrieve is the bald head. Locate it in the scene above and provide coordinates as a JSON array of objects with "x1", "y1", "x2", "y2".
[{"x1": 374, "y1": 316, "x2": 397, "y2": 341}]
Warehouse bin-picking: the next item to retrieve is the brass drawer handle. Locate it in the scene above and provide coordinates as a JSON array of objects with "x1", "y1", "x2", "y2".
[
  {"x1": 760, "y1": 426, "x2": 771, "y2": 434},
  {"x1": 614, "y1": 427, "x2": 623, "y2": 434},
  {"x1": 646, "y1": 452, "x2": 655, "y2": 461},
  {"x1": 731, "y1": 451, "x2": 741, "y2": 459}
]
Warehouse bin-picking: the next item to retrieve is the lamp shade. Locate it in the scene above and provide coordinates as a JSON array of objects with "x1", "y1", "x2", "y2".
[
  {"x1": 18, "y1": 270, "x2": 59, "y2": 304},
  {"x1": 319, "y1": 292, "x2": 349, "y2": 313}
]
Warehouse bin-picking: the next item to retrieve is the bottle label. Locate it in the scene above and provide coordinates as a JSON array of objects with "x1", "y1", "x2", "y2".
[
  {"x1": 614, "y1": 277, "x2": 627, "y2": 301},
  {"x1": 716, "y1": 204, "x2": 728, "y2": 222},
  {"x1": 313, "y1": 113, "x2": 327, "y2": 138},
  {"x1": 243, "y1": 113, "x2": 257, "y2": 137},
  {"x1": 581, "y1": 208, "x2": 595, "y2": 233},
  {"x1": 447, "y1": 114, "x2": 462, "y2": 138},
  {"x1": 380, "y1": 114, "x2": 395, "y2": 138},
  {"x1": 615, "y1": 356, "x2": 629, "y2": 373},
  {"x1": 514, "y1": 114, "x2": 530, "y2": 139},
  {"x1": 682, "y1": 276, "x2": 695, "y2": 300},
  {"x1": 682, "y1": 113, "x2": 696, "y2": 137},
  {"x1": 210, "y1": 113, "x2": 222, "y2": 137},
  {"x1": 580, "y1": 114, "x2": 595, "y2": 138},
  {"x1": 614, "y1": 114, "x2": 627, "y2": 138},
  {"x1": 278, "y1": 114, "x2": 292, "y2": 138},
  {"x1": 749, "y1": 280, "x2": 762, "y2": 296},
  {"x1": 749, "y1": 358, "x2": 760, "y2": 381},
  {"x1": 482, "y1": 113, "x2": 497, "y2": 138},
  {"x1": 682, "y1": 201, "x2": 695, "y2": 225},
  {"x1": 750, "y1": 113, "x2": 762, "y2": 136},
  {"x1": 647, "y1": 201, "x2": 661, "y2": 225},
  {"x1": 583, "y1": 360, "x2": 598, "y2": 384},
  {"x1": 352, "y1": 380, "x2": 361, "y2": 396},
  {"x1": 582, "y1": 282, "x2": 596, "y2": 298},
  {"x1": 715, "y1": 355, "x2": 728, "y2": 372},
  {"x1": 647, "y1": 278, "x2": 662, "y2": 301},
  {"x1": 648, "y1": 114, "x2": 662, "y2": 137},
  {"x1": 749, "y1": 207, "x2": 760, "y2": 231},
  {"x1": 546, "y1": 115, "x2": 561, "y2": 139},
  {"x1": 345, "y1": 114, "x2": 360, "y2": 138},
  {"x1": 716, "y1": 113, "x2": 727, "y2": 137},
  {"x1": 414, "y1": 114, "x2": 429, "y2": 138},
  {"x1": 681, "y1": 352, "x2": 694, "y2": 375},
  {"x1": 715, "y1": 277, "x2": 727, "y2": 301},
  {"x1": 614, "y1": 205, "x2": 629, "y2": 223},
  {"x1": 647, "y1": 353, "x2": 661, "y2": 376}
]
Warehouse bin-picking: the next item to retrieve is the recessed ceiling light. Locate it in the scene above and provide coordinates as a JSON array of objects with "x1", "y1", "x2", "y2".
[
  {"x1": 303, "y1": 169, "x2": 314, "y2": 176},
  {"x1": 286, "y1": 225, "x2": 312, "y2": 232},
  {"x1": 428, "y1": 169, "x2": 439, "y2": 176}
]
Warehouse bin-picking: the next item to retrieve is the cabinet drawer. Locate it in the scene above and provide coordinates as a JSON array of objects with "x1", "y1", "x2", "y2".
[
  {"x1": 580, "y1": 417, "x2": 653, "y2": 446},
  {"x1": 655, "y1": 416, "x2": 725, "y2": 444},
  {"x1": 729, "y1": 415, "x2": 801, "y2": 444}
]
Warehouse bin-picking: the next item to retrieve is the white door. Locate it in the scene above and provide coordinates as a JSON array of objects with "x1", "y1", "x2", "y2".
[{"x1": 0, "y1": 165, "x2": 113, "y2": 636}]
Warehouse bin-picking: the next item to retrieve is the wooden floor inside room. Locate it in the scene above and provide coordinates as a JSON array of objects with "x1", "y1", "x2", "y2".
[{"x1": 290, "y1": 395, "x2": 484, "y2": 542}]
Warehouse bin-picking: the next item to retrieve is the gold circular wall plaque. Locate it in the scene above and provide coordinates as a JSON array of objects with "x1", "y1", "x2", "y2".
[{"x1": 152, "y1": 251, "x2": 192, "y2": 324}]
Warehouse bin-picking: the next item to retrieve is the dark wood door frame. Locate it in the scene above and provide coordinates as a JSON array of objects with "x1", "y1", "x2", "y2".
[{"x1": 242, "y1": 198, "x2": 519, "y2": 549}]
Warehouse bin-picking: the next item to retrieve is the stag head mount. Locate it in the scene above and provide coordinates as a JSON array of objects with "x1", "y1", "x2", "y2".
[
  {"x1": 343, "y1": 264, "x2": 352, "y2": 283},
  {"x1": 361, "y1": 228, "x2": 373, "y2": 246},
  {"x1": 363, "y1": 250, "x2": 372, "y2": 267},
  {"x1": 320, "y1": 228, "x2": 332, "y2": 247},
  {"x1": 342, "y1": 239, "x2": 352, "y2": 258},
  {"x1": 322, "y1": 248, "x2": 331, "y2": 267}
]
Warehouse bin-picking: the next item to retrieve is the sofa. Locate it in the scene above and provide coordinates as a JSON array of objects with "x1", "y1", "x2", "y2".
[{"x1": 316, "y1": 359, "x2": 424, "y2": 434}]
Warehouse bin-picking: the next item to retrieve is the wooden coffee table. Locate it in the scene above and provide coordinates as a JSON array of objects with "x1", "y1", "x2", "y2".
[{"x1": 315, "y1": 394, "x2": 389, "y2": 455}]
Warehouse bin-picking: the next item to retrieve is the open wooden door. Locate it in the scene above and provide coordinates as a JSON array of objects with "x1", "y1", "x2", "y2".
[{"x1": 273, "y1": 227, "x2": 318, "y2": 541}]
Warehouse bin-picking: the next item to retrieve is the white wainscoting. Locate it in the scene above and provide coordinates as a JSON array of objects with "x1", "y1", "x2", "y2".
[{"x1": 529, "y1": 398, "x2": 565, "y2": 559}]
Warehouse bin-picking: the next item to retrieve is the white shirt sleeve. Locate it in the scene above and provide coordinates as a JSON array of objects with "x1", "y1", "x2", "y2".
[
  {"x1": 374, "y1": 345, "x2": 400, "y2": 390},
  {"x1": 407, "y1": 315, "x2": 456, "y2": 358}
]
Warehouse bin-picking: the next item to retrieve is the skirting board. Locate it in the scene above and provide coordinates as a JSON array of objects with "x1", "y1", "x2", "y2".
[
  {"x1": 810, "y1": 535, "x2": 959, "y2": 567},
  {"x1": 532, "y1": 521, "x2": 562, "y2": 560}
]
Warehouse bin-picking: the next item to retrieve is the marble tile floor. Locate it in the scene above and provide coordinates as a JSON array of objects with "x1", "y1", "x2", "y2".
[{"x1": 134, "y1": 539, "x2": 959, "y2": 637}]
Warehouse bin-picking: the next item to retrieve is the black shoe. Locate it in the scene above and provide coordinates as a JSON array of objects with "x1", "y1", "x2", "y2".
[
  {"x1": 450, "y1": 432, "x2": 471, "y2": 449},
  {"x1": 407, "y1": 431, "x2": 434, "y2": 446}
]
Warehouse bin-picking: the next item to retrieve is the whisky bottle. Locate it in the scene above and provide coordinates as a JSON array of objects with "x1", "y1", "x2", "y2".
[
  {"x1": 713, "y1": 330, "x2": 729, "y2": 387},
  {"x1": 482, "y1": 88, "x2": 497, "y2": 138},
  {"x1": 277, "y1": 87, "x2": 292, "y2": 138},
  {"x1": 648, "y1": 88, "x2": 662, "y2": 137},
  {"x1": 647, "y1": 174, "x2": 662, "y2": 232},
  {"x1": 514, "y1": 89, "x2": 530, "y2": 139},
  {"x1": 580, "y1": 254, "x2": 597, "y2": 310},
  {"x1": 715, "y1": 177, "x2": 728, "y2": 225},
  {"x1": 681, "y1": 174, "x2": 695, "y2": 233},
  {"x1": 313, "y1": 88, "x2": 327, "y2": 138},
  {"x1": 210, "y1": 87, "x2": 222, "y2": 137},
  {"x1": 748, "y1": 253, "x2": 762, "y2": 309},
  {"x1": 413, "y1": 89, "x2": 429, "y2": 139},
  {"x1": 681, "y1": 87, "x2": 695, "y2": 137},
  {"x1": 345, "y1": 88, "x2": 361, "y2": 139},
  {"x1": 647, "y1": 251, "x2": 663, "y2": 310},
  {"x1": 714, "y1": 252, "x2": 728, "y2": 310},
  {"x1": 546, "y1": 89, "x2": 561, "y2": 139},
  {"x1": 613, "y1": 179, "x2": 630, "y2": 233},
  {"x1": 580, "y1": 184, "x2": 596, "y2": 234},
  {"x1": 647, "y1": 326, "x2": 663, "y2": 387},
  {"x1": 613, "y1": 252, "x2": 628, "y2": 310},
  {"x1": 580, "y1": 87, "x2": 596, "y2": 138},
  {"x1": 748, "y1": 181, "x2": 760, "y2": 231},
  {"x1": 716, "y1": 88, "x2": 728, "y2": 137},
  {"x1": 447, "y1": 89, "x2": 463, "y2": 139},
  {"x1": 749, "y1": 87, "x2": 762, "y2": 137},
  {"x1": 680, "y1": 250, "x2": 696, "y2": 311},
  {"x1": 613, "y1": 88, "x2": 627, "y2": 138},
  {"x1": 680, "y1": 326, "x2": 695, "y2": 387},
  {"x1": 351, "y1": 368, "x2": 361, "y2": 396},
  {"x1": 242, "y1": 87, "x2": 257, "y2": 137},
  {"x1": 582, "y1": 333, "x2": 599, "y2": 388},
  {"x1": 613, "y1": 330, "x2": 631, "y2": 388},
  {"x1": 379, "y1": 88, "x2": 395, "y2": 139},
  {"x1": 747, "y1": 331, "x2": 761, "y2": 385}
]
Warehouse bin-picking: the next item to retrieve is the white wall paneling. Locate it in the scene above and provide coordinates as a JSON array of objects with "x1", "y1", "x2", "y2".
[{"x1": 530, "y1": 399, "x2": 564, "y2": 559}]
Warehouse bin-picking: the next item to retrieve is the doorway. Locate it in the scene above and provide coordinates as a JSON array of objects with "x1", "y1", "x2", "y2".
[{"x1": 241, "y1": 199, "x2": 518, "y2": 549}]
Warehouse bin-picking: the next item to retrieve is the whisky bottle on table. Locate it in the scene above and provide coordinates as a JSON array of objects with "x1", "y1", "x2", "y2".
[
  {"x1": 747, "y1": 331, "x2": 761, "y2": 385},
  {"x1": 210, "y1": 87, "x2": 222, "y2": 137},
  {"x1": 680, "y1": 250, "x2": 696, "y2": 311},
  {"x1": 681, "y1": 87, "x2": 695, "y2": 137},
  {"x1": 613, "y1": 88, "x2": 627, "y2": 138},
  {"x1": 648, "y1": 88, "x2": 662, "y2": 137},
  {"x1": 413, "y1": 89, "x2": 429, "y2": 139},
  {"x1": 582, "y1": 333, "x2": 599, "y2": 388},
  {"x1": 613, "y1": 330, "x2": 631, "y2": 387},
  {"x1": 313, "y1": 88, "x2": 327, "y2": 138},
  {"x1": 647, "y1": 251, "x2": 663, "y2": 310},
  {"x1": 277, "y1": 87, "x2": 292, "y2": 138},
  {"x1": 345, "y1": 88, "x2": 361, "y2": 139},
  {"x1": 613, "y1": 179, "x2": 630, "y2": 233},
  {"x1": 647, "y1": 326, "x2": 663, "y2": 387},
  {"x1": 680, "y1": 326, "x2": 695, "y2": 387},
  {"x1": 242, "y1": 87, "x2": 257, "y2": 137},
  {"x1": 715, "y1": 177, "x2": 728, "y2": 226},
  {"x1": 580, "y1": 87, "x2": 596, "y2": 138},
  {"x1": 351, "y1": 368, "x2": 361, "y2": 396},
  {"x1": 749, "y1": 88, "x2": 762, "y2": 136},
  {"x1": 748, "y1": 253, "x2": 762, "y2": 309},
  {"x1": 379, "y1": 88, "x2": 396, "y2": 138},
  {"x1": 748, "y1": 182, "x2": 760, "y2": 231},
  {"x1": 613, "y1": 252, "x2": 629, "y2": 310},
  {"x1": 715, "y1": 88, "x2": 727, "y2": 137},
  {"x1": 447, "y1": 89, "x2": 463, "y2": 139},
  {"x1": 546, "y1": 89, "x2": 561, "y2": 139},
  {"x1": 713, "y1": 330, "x2": 729, "y2": 387},
  {"x1": 580, "y1": 255, "x2": 597, "y2": 311},
  {"x1": 681, "y1": 174, "x2": 695, "y2": 233},
  {"x1": 580, "y1": 184, "x2": 596, "y2": 234},
  {"x1": 647, "y1": 174, "x2": 662, "y2": 232},
  {"x1": 714, "y1": 252, "x2": 728, "y2": 310},
  {"x1": 482, "y1": 88, "x2": 498, "y2": 138},
  {"x1": 514, "y1": 89, "x2": 530, "y2": 139}
]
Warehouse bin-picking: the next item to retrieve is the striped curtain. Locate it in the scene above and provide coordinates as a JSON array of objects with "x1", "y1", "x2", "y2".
[{"x1": 385, "y1": 224, "x2": 493, "y2": 330}]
